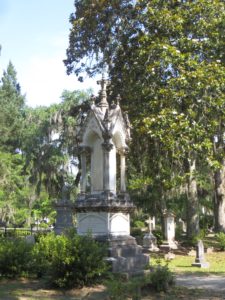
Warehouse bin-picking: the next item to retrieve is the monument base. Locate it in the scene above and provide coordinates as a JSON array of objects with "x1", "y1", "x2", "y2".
[
  {"x1": 76, "y1": 211, "x2": 130, "y2": 236},
  {"x1": 107, "y1": 235, "x2": 149, "y2": 273},
  {"x1": 160, "y1": 240, "x2": 178, "y2": 251},
  {"x1": 192, "y1": 261, "x2": 210, "y2": 268},
  {"x1": 143, "y1": 233, "x2": 159, "y2": 252}
]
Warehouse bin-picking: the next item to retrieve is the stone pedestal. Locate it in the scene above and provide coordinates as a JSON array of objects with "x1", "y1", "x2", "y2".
[
  {"x1": 192, "y1": 240, "x2": 210, "y2": 268},
  {"x1": 75, "y1": 192, "x2": 133, "y2": 237},
  {"x1": 107, "y1": 235, "x2": 149, "y2": 273},
  {"x1": 160, "y1": 211, "x2": 177, "y2": 250},
  {"x1": 143, "y1": 232, "x2": 159, "y2": 252}
]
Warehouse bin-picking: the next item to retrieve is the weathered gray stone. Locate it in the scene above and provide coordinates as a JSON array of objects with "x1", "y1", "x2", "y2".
[
  {"x1": 143, "y1": 233, "x2": 159, "y2": 252},
  {"x1": 25, "y1": 235, "x2": 35, "y2": 244},
  {"x1": 165, "y1": 252, "x2": 176, "y2": 260},
  {"x1": 192, "y1": 240, "x2": 210, "y2": 268},
  {"x1": 107, "y1": 236, "x2": 149, "y2": 273},
  {"x1": 54, "y1": 201, "x2": 73, "y2": 235},
  {"x1": 160, "y1": 211, "x2": 178, "y2": 250}
]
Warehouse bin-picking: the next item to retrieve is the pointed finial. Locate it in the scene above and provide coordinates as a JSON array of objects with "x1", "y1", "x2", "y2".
[{"x1": 97, "y1": 73, "x2": 109, "y2": 111}]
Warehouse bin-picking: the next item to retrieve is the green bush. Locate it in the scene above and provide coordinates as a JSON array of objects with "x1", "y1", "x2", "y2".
[
  {"x1": 149, "y1": 265, "x2": 174, "y2": 292},
  {"x1": 106, "y1": 265, "x2": 174, "y2": 298},
  {"x1": 133, "y1": 220, "x2": 145, "y2": 229},
  {"x1": 32, "y1": 231, "x2": 108, "y2": 288},
  {"x1": 216, "y1": 232, "x2": 225, "y2": 250},
  {"x1": 152, "y1": 230, "x2": 163, "y2": 246},
  {"x1": 0, "y1": 237, "x2": 33, "y2": 278},
  {"x1": 106, "y1": 275, "x2": 142, "y2": 300},
  {"x1": 189, "y1": 229, "x2": 207, "y2": 247}
]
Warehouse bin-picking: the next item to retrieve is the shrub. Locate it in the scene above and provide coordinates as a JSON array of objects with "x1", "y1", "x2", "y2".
[
  {"x1": 32, "y1": 231, "x2": 108, "y2": 288},
  {"x1": 216, "y1": 232, "x2": 225, "y2": 250},
  {"x1": 189, "y1": 229, "x2": 207, "y2": 247},
  {"x1": 152, "y1": 229, "x2": 163, "y2": 246},
  {"x1": 0, "y1": 237, "x2": 33, "y2": 278},
  {"x1": 149, "y1": 265, "x2": 174, "y2": 292},
  {"x1": 106, "y1": 265, "x2": 174, "y2": 298},
  {"x1": 133, "y1": 220, "x2": 145, "y2": 229},
  {"x1": 106, "y1": 275, "x2": 142, "y2": 300}
]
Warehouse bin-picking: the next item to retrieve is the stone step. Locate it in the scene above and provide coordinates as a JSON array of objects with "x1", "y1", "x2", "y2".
[
  {"x1": 109, "y1": 236, "x2": 137, "y2": 247},
  {"x1": 110, "y1": 254, "x2": 149, "y2": 273},
  {"x1": 109, "y1": 245, "x2": 143, "y2": 257}
]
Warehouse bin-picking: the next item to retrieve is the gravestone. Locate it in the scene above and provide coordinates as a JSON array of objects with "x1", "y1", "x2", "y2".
[
  {"x1": 192, "y1": 240, "x2": 210, "y2": 268},
  {"x1": 143, "y1": 216, "x2": 159, "y2": 252},
  {"x1": 178, "y1": 218, "x2": 186, "y2": 233},
  {"x1": 74, "y1": 76, "x2": 149, "y2": 273},
  {"x1": 160, "y1": 211, "x2": 178, "y2": 250},
  {"x1": 146, "y1": 216, "x2": 155, "y2": 232},
  {"x1": 54, "y1": 184, "x2": 73, "y2": 235}
]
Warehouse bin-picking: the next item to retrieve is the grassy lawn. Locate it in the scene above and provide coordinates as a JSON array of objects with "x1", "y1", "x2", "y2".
[
  {"x1": 150, "y1": 251, "x2": 225, "y2": 275},
  {"x1": 149, "y1": 233, "x2": 225, "y2": 275}
]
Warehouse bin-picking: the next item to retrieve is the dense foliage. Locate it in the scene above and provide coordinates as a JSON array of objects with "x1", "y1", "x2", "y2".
[
  {"x1": 0, "y1": 237, "x2": 33, "y2": 277},
  {"x1": 0, "y1": 61, "x2": 91, "y2": 226},
  {"x1": 0, "y1": 1, "x2": 225, "y2": 241},
  {"x1": 32, "y1": 231, "x2": 108, "y2": 288},
  {"x1": 65, "y1": 0, "x2": 225, "y2": 237},
  {"x1": 0, "y1": 232, "x2": 107, "y2": 288}
]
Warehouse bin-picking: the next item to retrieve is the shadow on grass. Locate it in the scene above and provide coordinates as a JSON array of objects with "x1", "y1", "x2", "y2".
[{"x1": 0, "y1": 278, "x2": 108, "y2": 300}]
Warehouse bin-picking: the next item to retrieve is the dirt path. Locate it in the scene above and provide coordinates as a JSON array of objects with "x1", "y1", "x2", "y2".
[{"x1": 176, "y1": 274, "x2": 225, "y2": 291}]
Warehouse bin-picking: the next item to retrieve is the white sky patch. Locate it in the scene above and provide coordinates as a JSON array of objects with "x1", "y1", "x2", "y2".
[
  {"x1": 20, "y1": 53, "x2": 99, "y2": 107},
  {"x1": 0, "y1": 0, "x2": 99, "y2": 108}
]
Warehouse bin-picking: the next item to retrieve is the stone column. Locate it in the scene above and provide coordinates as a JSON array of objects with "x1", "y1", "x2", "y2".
[
  {"x1": 120, "y1": 151, "x2": 126, "y2": 192},
  {"x1": 80, "y1": 147, "x2": 88, "y2": 193},
  {"x1": 102, "y1": 141, "x2": 113, "y2": 191},
  {"x1": 160, "y1": 211, "x2": 178, "y2": 250}
]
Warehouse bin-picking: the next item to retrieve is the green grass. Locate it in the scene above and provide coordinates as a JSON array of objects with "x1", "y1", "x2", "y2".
[{"x1": 150, "y1": 251, "x2": 225, "y2": 275}]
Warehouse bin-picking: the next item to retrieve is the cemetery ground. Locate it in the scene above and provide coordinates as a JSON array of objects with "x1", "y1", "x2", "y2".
[{"x1": 1, "y1": 235, "x2": 225, "y2": 300}]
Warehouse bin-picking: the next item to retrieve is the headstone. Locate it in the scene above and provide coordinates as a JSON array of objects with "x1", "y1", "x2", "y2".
[
  {"x1": 160, "y1": 211, "x2": 178, "y2": 250},
  {"x1": 143, "y1": 232, "x2": 159, "y2": 252},
  {"x1": 146, "y1": 216, "x2": 156, "y2": 233},
  {"x1": 192, "y1": 240, "x2": 210, "y2": 268},
  {"x1": 178, "y1": 218, "x2": 186, "y2": 233},
  {"x1": 164, "y1": 252, "x2": 175, "y2": 260},
  {"x1": 54, "y1": 184, "x2": 74, "y2": 235},
  {"x1": 143, "y1": 216, "x2": 159, "y2": 252}
]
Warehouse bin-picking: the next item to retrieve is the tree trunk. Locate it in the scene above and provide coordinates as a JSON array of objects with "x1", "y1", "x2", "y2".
[
  {"x1": 214, "y1": 159, "x2": 225, "y2": 232},
  {"x1": 185, "y1": 156, "x2": 199, "y2": 239}
]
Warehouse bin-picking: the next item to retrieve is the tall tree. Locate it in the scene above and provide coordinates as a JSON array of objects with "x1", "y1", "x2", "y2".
[
  {"x1": 65, "y1": 0, "x2": 225, "y2": 237},
  {"x1": 0, "y1": 61, "x2": 25, "y2": 152}
]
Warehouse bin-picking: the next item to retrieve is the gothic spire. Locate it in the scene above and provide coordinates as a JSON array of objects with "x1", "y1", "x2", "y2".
[{"x1": 97, "y1": 73, "x2": 109, "y2": 111}]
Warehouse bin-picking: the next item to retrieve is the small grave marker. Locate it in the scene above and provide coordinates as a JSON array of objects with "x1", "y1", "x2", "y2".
[{"x1": 192, "y1": 240, "x2": 210, "y2": 268}]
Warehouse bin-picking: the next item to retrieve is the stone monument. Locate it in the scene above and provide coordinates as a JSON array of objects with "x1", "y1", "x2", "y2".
[
  {"x1": 192, "y1": 240, "x2": 210, "y2": 268},
  {"x1": 74, "y1": 76, "x2": 149, "y2": 273},
  {"x1": 160, "y1": 211, "x2": 178, "y2": 250},
  {"x1": 143, "y1": 216, "x2": 159, "y2": 252},
  {"x1": 54, "y1": 183, "x2": 74, "y2": 235}
]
